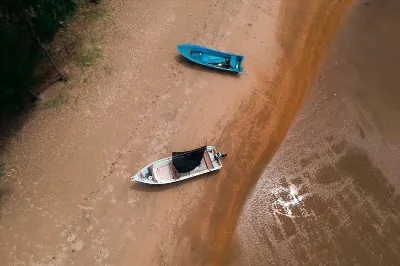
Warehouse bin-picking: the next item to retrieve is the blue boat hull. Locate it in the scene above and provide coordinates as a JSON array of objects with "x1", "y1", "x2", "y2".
[{"x1": 177, "y1": 44, "x2": 244, "y2": 73}]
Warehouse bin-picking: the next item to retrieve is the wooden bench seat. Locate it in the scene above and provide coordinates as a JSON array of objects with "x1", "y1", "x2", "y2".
[
  {"x1": 150, "y1": 165, "x2": 158, "y2": 183},
  {"x1": 204, "y1": 151, "x2": 213, "y2": 170},
  {"x1": 169, "y1": 163, "x2": 179, "y2": 179}
]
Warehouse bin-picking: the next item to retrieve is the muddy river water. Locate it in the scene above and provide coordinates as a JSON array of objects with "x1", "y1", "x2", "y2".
[{"x1": 232, "y1": 0, "x2": 400, "y2": 265}]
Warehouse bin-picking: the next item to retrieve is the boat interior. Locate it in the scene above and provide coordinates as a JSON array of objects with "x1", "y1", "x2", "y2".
[
  {"x1": 190, "y1": 50, "x2": 242, "y2": 69},
  {"x1": 153, "y1": 150, "x2": 215, "y2": 182}
]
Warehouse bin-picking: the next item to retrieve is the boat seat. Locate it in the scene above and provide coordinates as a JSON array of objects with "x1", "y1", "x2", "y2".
[
  {"x1": 150, "y1": 165, "x2": 158, "y2": 183},
  {"x1": 230, "y1": 55, "x2": 237, "y2": 68},
  {"x1": 203, "y1": 151, "x2": 213, "y2": 170},
  {"x1": 169, "y1": 163, "x2": 179, "y2": 179}
]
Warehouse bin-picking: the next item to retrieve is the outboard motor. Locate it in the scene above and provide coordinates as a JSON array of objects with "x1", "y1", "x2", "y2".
[{"x1": 215, "y1": 152, "x2": 227, "y2": 159}]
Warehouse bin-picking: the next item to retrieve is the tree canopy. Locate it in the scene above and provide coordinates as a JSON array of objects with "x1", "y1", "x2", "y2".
[{"x1": 0, "y1": 0, "x2": 76, "y2": 114}]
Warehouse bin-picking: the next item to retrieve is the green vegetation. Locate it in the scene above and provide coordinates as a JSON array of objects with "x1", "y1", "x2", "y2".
[
  {"x1": 43, "y1": 94, "x2": 69, "y2": 109},
  {"x1": 75, "y1": 46, "x2": 102, "y2": 67},
  {"x1": 81, "y1": 6, "x2": 107, "y2": 21},
  {"x1": 0, "y1": 0, "x2": 76, "y2": 116}
]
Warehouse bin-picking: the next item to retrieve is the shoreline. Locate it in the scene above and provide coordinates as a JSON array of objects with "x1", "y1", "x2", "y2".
[{"x1": 177, "y1": 0, "x2": 353, "y2": 265}]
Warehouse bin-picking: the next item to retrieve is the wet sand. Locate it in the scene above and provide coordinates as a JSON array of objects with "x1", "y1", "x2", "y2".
[{"x1": 234, "y1": 0, "x2": 400, "y2": 265}]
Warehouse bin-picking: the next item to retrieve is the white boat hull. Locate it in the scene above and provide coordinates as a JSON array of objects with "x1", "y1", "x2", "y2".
[{"x1": 131, "y1": 146, "x2": 223, "y2": 184}]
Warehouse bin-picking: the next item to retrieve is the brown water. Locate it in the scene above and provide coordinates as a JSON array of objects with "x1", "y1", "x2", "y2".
[{"x1": 234, "y1": 0, "x2": 400, "y2": 265}]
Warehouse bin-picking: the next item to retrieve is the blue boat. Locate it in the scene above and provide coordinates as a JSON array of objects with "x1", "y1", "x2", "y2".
[{"x1": 177, "y1": 44, "x2": 244, "y2": 73}]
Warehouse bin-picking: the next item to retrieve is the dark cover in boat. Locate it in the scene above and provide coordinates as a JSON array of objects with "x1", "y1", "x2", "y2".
[{"x1": 172, "y1": 146, "x2": 207, "y2": 173}]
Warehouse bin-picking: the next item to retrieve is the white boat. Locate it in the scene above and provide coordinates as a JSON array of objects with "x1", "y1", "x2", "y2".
[{"x1": 131, "y1": 146, "x2": 226, "y2": 184}]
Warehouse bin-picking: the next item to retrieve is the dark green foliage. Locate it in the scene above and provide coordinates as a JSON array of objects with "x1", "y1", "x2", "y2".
[{"x1": 0, "y1": 0, "x2": 76, "y2": 115}]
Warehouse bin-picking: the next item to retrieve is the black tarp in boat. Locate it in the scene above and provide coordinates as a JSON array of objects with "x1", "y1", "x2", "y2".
[{"x1": 172, "y1": 146, "x2": 207, "y2": 173}]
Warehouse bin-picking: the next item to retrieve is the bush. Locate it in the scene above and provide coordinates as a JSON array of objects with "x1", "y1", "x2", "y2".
[{"x1": 0, "y1": 0, "x2": 76, "y2": 115}]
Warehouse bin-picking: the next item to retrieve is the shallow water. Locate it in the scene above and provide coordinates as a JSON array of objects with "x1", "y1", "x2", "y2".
[{"x1": 234, "y1": 1, "x2": 400, "y2": 265}]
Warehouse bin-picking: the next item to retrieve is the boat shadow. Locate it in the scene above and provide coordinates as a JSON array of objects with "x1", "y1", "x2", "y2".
[
  {"x1": 174, "y1": 55, "x2": 241, "y2": 78},
  {"x1": 129, "y1": 171, "x2": 219, "y2": 192}
]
